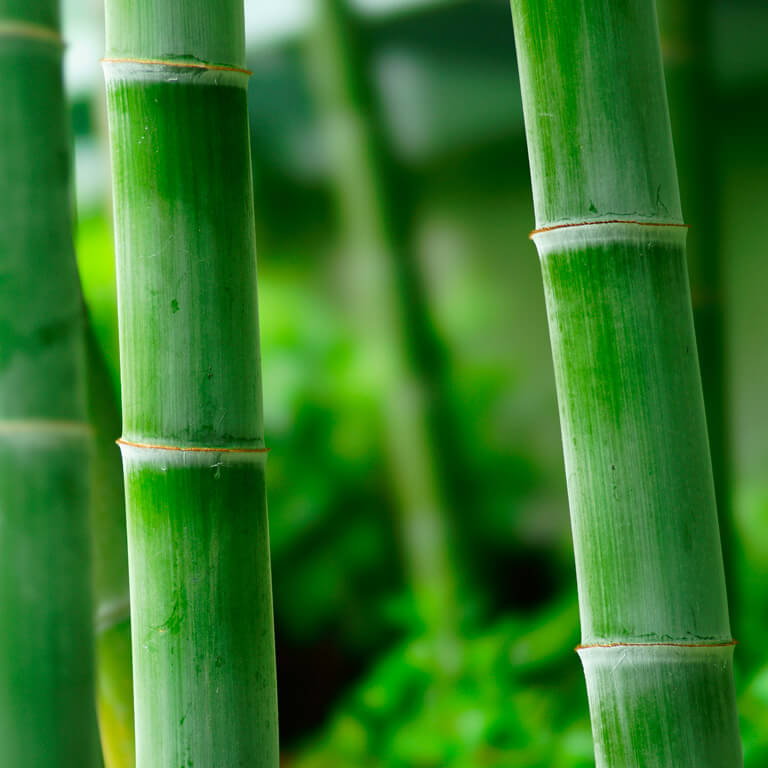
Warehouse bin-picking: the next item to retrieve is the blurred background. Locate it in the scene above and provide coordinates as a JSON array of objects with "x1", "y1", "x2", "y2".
[{"x1": 63, "y1": 0, "x2": 768, "y2": 764}]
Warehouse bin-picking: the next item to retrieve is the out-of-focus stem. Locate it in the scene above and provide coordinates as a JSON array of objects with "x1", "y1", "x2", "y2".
[
  {"x1": 86, "y1": 323, "x2": 134, "y2": 768},
  {"x1": 0, "y1": 1, "x2": 98, "y2": 763},
  {"x1": 308, "y1": 0, "x2": 462, "y2": 667},
  {"x1": 658, "y1": 0, "x2": 735, "y2": 622}
]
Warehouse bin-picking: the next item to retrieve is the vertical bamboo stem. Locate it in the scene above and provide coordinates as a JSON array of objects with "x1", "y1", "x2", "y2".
[
  {"x1": 508, "y1": 0, "x2": 742, "y2": 764},
  {"x1": 0, "y1": 1, "x2": 98, "y2": 764},
  {"x1": 103, "y1": 1, "x2": 279, "y2": 765},
  {"x1": 87, "y1": 324, "x2": 134, "y2": 768},
  {"x1": 658, "y1": 0, "x2": 734, "y2": 619},
  {"x1": 309, "y1": 0, "x2": 461, "y2": 664}
]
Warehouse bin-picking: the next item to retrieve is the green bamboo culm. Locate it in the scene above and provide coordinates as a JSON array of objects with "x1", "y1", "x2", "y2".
[
  {"x1": 86, "y1": 324, "x2": 134, "y2": 768},
  {"x1": 658, "y1": 0, "x2": 735, "y2": 620},
  {"x1": 0, "y1": 2, "x2": 99, "y2": 765},
  {"x1": 309, "y1": 0, "x2": 461, "y2": 668},
  {"x1": 508, "y1": 1, "x2": 742, "y2": 765},
  {"x1": 102, "y1": 1, "x2": 279, "y2": 766}
]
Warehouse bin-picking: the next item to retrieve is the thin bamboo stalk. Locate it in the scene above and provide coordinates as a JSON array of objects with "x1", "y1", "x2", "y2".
[
  {"x1": 308, "y1": 0, "x2": 461, "y2": 665},
  {"x1": 658, "y1": 0, "x2": 735, "y2": 620},
  {"x1": 508, "y1": 1, "x2": 742, "y2": 765},
  {"x1": 87, "y1": 324, "x2": 134, "y2": 768},
  {"x1": 0, "y1": 1, "x2": 98, "y2": 764},
  {"x1": 102, "y1": 2, "x2": 279, "y2": 765}
]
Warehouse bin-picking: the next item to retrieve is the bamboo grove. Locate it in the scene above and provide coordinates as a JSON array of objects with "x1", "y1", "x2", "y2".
[{"x1": 0, "y1": 0, "x2": 757, "y2": 766}]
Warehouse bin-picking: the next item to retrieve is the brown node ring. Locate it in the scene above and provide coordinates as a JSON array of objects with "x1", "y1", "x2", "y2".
[
  {"x1": 530, "y1": 219, "x2": 689, "y2": 239},
  {"x1": 576, "y1": 639, "x2": 737, "y2": 651},
  {"x1": 117, "y1": 438, "x2": 269, "y2": 454},
  {"x1": 101, "y1": 57, "x2": 252, "y2": 76}
]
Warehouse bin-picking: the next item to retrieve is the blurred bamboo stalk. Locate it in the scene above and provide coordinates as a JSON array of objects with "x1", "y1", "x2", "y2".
[
  {"x1": 509, "y1": 0, "x2": 742, "y2": 764},
  {"x1": 308, "y1": 0, "x2": 463, "y2": 668},
  {"x1": 658, "y1": 0, "x2": 735, "y2": 621},
  {"x1": 86, "y1": 323, "x2": 134, "y2": 768},
  {"x1": 103, "y1": 0, "x2": 279, "y2": 765},
  {"x1": 0, "y1": 1, "x2": 99, "y2": 764}
]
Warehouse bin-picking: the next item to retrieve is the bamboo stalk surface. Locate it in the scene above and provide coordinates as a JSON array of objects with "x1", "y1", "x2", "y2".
[
  {"x1": 508, "y1": 0, "x2": 742, "y2": 765},
  {"x1": 0, "y1": 0, "x2": 98, "y2": 764},
  {"x1": 103, "y1": 1, "x2": 279, "y2": 765}
]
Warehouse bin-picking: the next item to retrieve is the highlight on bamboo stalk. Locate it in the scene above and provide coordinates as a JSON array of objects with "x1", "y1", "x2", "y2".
[
  {"x1": 102, "y1": 0, "x2": 279, "y2": 765},
  {"x1": 508, "y1": 0, "x2": 742, "y2": 765},
  {"x1": 0, "y1": 0, "x2": 99, "y2": 764}
]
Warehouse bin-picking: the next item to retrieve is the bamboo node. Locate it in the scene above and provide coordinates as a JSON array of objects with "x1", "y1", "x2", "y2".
[
  {"x1": 101, "y1": 57, "x2": 252, "y2": 76},
  {"x1": 576, "y1": 639, "x2": 737, "y2": 651},
  {"x1": 117, "y1": 438, "x2": 268, "y2": 454},
  {"x1": 0, "y1": 20, "x2": 63, "y2": 46},
  {"x1": 530, "y1": 219, "x2": 689, "y2": 239},
  {"x1": 0, "y1": 420, "x2": 91, "y2": 437}
]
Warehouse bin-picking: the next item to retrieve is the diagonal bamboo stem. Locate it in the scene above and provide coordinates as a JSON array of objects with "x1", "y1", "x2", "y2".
[{"x1": 508, "y1": 0, "x2": 742, "y2": 764}]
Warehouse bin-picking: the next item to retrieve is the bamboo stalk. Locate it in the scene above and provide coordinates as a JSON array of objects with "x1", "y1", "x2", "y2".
[
  {"x1": 0, "y1": 1, "x2": 99, "y2": 764},
  {"x1": 308, "y1": 0, "x2": 461, "y2": 665},
  {"x1": 658, "y1": 0, "x2": 735, "y2": 620},
  {"x1": 102, "y1": 2, "x2": 279, "y2": 765},
  {"x1": 508, "y1": 1, "x2": 742, "y2": 765},
  {"x1": 86, "y1": 324, "x2": 134, "y2": 768}
]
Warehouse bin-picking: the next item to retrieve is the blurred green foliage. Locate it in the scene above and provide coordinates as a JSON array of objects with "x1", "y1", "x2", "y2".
[{"x1": 294, "y1": 599, "x2": 592, "y2": 768}]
